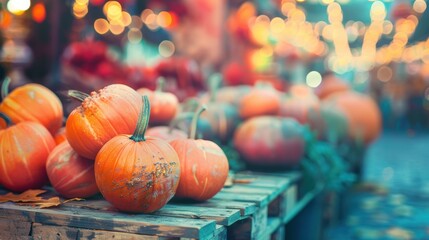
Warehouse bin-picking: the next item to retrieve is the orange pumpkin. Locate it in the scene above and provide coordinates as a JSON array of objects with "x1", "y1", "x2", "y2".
[
  {"x1": 170, "y1": 106, "x2": 229, "y2": 201},
  {"x1": 0, "y1": 113, "x2": 56, "y2": 192},
  {"x1": 46, "y1": 141, "x2": 99, "y2": 198},
  {"x1": 0, "y1": 78, "x2": 63, "y2": 135},
  {"x1": 199, "y1": 85, "x2": 251, "y2": 107},
  {"x1": 66, "y1": 84, "x2": 142, "y2": 159},
  {"x1": 239, "y1": 82, "x2": 281, "y2": 119},
  {"x1": 234, "y1": 116, "x2": 306, "y2": 167},
  {"x1": 53, "y1": 127, "x2": 67, "y2": 145},
  {"x1": 278, "y1": 84, "x2": 320, "y2": 124},
  {"x1": 95, "y1": 96, "x2": 180, "y2": 213},
  {"x1": 323, "y1": 91, "x2": 381, "y2": 145},
  {"x1": 314, "y1": 73, "x2": 350, "y2": 100},
  {"x1": 137, "y1": 78, "x2": 179, "y2": 125}
]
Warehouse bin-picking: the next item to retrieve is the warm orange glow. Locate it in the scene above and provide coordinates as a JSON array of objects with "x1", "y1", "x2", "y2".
[
  {"x1": 377, "y1": 66, "x2": 393, "y2": 82},
  {"x1": 413, "y1": 0, "x2": 427, "y2": 13},
  {"x1": 0, "y1": 11, "x2": 12, "y2": 28},
  {"x1": 32, "y1": 3, "x2": 46, "y2": 23},
  {"x1": 157, "y1": 11, "x2": 172, "y2": 28},
  {"x1": 128, "y1": 28, "x2": 143, "y2": 44},
  {"x1": 94, "y1": 18, "x2": 109, "y2": 34},
  {"x1": 121, "y1": 11, "x2": 132, "y2": 26}
]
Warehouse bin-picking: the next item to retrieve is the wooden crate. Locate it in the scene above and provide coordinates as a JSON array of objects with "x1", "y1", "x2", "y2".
[{"x1": 0, "y1": 171, "x2": 301, "y2": 240}]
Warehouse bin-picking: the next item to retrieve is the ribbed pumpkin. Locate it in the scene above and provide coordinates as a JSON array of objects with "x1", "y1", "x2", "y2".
[
  {"x1": 0, "y1": 78, "x2": 63, "y2": 135},
  {"x1": 239, "y1": 82, "x2": 281, "y2": 119},
  {"x1": 170, "y1": 106, "x2": 229, "y2": 201},
  {"x1": 0, "y1": 113, "x2": 56, "y2": 192},
  {"x1": 66, "y1": 84, "x2": 142, "y2": 159},
  {"x1": 234, "y1": 116, "x2": 306, "y2": 167},
  {"x1": 46, "y1": 141, "x2": 99, "y2": 198},
  {"x1": 323, "y1": 91, "x2": 381, "y2": 145},
  {"x1": 137, "y1": 77, "x2": 179, "y2": 125},
  {"x1": 95, "y1": 96, "x2": 180, "y2": 213}
]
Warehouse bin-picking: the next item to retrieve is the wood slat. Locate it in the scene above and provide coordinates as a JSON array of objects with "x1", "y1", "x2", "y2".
[
  {"x1": 171, "y1": 199, "x2": 257, "y2": 217},
  {"x1": 0, "y1": 218, "x2": 32, "y2": 239},
  {"x1": 0, "y1": 202, "x2": 216, "y2": 239},
  {"x1": 212, "y1": 192, "x2": 270, "y2": 207}
]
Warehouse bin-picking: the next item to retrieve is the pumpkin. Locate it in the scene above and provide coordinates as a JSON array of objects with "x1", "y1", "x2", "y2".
[
  {"x1": 95, "y1": 96, "x2": 180, "y2": 213},
  {"x1": 239, "y1": 82, "x2": 281, "y2": 119},
  {"x1": 66, "y1": 84, "x2": 142, "y2": 159},
  {"x1": 53, "y1": 127, "x2": 67, "y2": 145},
  {"x1": 278, "y1": 84, "x2": 320, "y2": 124},
  {"x1": 137, "y1": 77, "x2": 179, "y2": 125},
  {"x1": 46, "y1": 141, "x2": 99, "y2": 198},
  {"x1": 323, "y1": 91, "x2": 381, "y2": 145},
  {"x1": 314, "y1": 73, "x2": 350, "y2": 100},
  {"x1": 234, "y1": 116, "x2": 306, "y2": 167},
  {"x1": 0, "y1": 113, "x2": 56, "y2": 192},
  {"x1": 170, "y1": 106, "x2": 229, "y2": 201},
  {"x1": 307, "y1": 103, "x2": 349, "y2": 143},
  {"x1": 199, "y1": 85, "x2": 251, "y2": 107},
  {"x1": 146, "y1": 115, "x2": 188, "y2": 143},
  {"x1": 0, "y1": 77, "x2": 63, "y2": 135}
]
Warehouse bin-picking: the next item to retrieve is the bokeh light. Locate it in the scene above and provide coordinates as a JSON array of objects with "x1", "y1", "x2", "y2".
[
  {"x1": 306, "y1": 71, "x2": 322, "y2": 88},
  {"x1": 159, "y1": 40, "x2": 175, "y2": 58},
  {"x1": 94, "y1": 18, "x2": 109, "y2": 34}
]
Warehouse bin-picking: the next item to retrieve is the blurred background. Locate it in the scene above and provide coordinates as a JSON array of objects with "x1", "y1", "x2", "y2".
[{"x1": 1, "y1": 0, "x2": 429, "y2": 239}]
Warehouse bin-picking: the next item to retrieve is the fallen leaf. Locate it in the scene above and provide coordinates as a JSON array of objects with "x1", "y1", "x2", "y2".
[
  {"x1": 233, "y1": 178, "x2": 255, "y2": 184},
  {"x1": 0, "y1": 189, "x2": 84, "y2": 208}
]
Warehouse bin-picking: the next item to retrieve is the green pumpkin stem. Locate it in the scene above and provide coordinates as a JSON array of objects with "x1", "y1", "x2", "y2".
[
  {"x1": 155, "y1": 77, "x2": 166, "y2": 92},
  {"x1": 189, "y1": 105, "x2": 207, "y2": 140},
  {"x1": 1, "y1": 77, "x2": 11, "y2": 100},
  {"x1": 68, "y1": 90, "x2": 90, "y2": 102},
  {"x1": 0, "y1": 112, "x2": 12, "y2": 127},
  {"x1": 208, "y1": 74, "x2": 222, "y2": 103},
  {"x1": 168, "y1": 112, "x2": 193, "y2": 134},
  {"x1": 130, "y1": 95, "x2": 151, "y2": 142}
]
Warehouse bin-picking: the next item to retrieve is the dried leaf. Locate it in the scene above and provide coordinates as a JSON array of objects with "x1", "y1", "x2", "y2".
[
  {"x1": 0, "y1": 189, "x2": 84, "y2": 208},
  {"x1": 233, "y1": 178, "x2": 255, "y2": 184}
]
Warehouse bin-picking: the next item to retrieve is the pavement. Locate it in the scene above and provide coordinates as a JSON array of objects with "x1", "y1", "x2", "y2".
[{"x1": 324, "y1": 130, "x2": 429, "y2": 240}]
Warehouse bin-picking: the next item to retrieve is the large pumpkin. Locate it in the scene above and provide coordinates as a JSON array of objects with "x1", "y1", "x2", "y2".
[
  {"x1": 46, "y1": 141, "x2": 99, "y2": 198},
  {"x1": 239, "y1": 83, "x2": 281, "y2": 119},
  {"x1": 170, "y1": 106, "x2": 229, "y2": 201},
  {"x1": 0, "y1": 113, "x2": 56, "y2": 192},
  {"x1": 66, "y1": 84, "x2": 142, "y2": 159},
  {"x1": 137, "y1": 78, "x2": 179, "y2": 125},
  {"x1": 0, "y1": 78, "x2": 63, "y2": 135},
  {"x1": 234, "y1": 116, "x2": 306, "y2": 167},
  {"x1": 323, "y1": 91, "x2": 382, "y2": 145},
  {"x1": 307, "y1": 103, "x2": 349, "y2": 143},
  {"x1": 95, "y1": 96, "x2": 180, "y2": 213}
]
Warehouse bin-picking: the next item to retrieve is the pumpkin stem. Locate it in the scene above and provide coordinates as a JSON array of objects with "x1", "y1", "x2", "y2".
[
  {"x1": 68, "y1": 90, "x2": 90, "y2": 102},
  {"x1": 189, "y1": 105, "x2": 207, "y2": 140},
  {"x1": 155, "y1": 77, "x2": 166, "y2": 92},
  {"x1": 168, "y1": 112, "x2": 193, "y2": 133},
  {"x1": 208, "y1": 74, "x2": 222, "y2": 103},
  {"x1": 1, "y1": 77, "x2": 11, "y2": 100},
  {"x1": 130, "y1": 95, "x2": 151, "y2": 142},
  {"x1": 0, "y1": 112, "x2": 12, "y2": 127}
]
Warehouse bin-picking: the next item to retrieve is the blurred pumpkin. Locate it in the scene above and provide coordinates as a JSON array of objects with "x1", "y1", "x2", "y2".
[
  {"x1": 53, "y1": 127, "x2": 67, "y2": 145},
  {"x1": 234, "y1": 116, "x2": 306, "y2": 167},
  {"x1": 307, "y1": 103, "x2": 349, "y2": 143},
  {"x1": 66, "y1": 84, "x2": 142, "y2": 159},
  {"x1": 278, "y1": 84, "x2": 320, "y2": 124},
  {"x1": 323, "y1": 91, "x2": 381, "y2": 145},
  {"x1": 314, "y1": 73, "x2": 350, "y2": 100},
  {"x1": 137, "y1": 77, "x2": 179, "y2": 125},
  {"x1": 0, "y1": 113, "x2": 56, "y2": 192},
  {"x1": 170, "y1": 106, "x2": 229, "y2": 201},
  {"x1": 95, "y1": 96, "x2": 180, "y2": 213},
  {"x1": 0, "y1": 78, "x2": 63, "y2": 135},
  {"x1": 239, "y1": 82, "x2": 281, "y2": 119},
  {"x1": 46, "y1": 141, "x2": 99, "y2": 198}
]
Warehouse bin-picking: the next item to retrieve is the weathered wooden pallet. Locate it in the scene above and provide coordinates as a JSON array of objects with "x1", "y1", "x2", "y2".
[{"x1": 0, "y1": 171, "x2": 301, "y2": 240}]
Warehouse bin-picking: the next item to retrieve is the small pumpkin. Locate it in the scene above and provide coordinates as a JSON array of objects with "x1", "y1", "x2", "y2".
[
  {"x1": 46, "y1": 141, "x2": 99, "y2": 198},
  {"x1": 239, "y1": 82, "x2": 281, "y2": 119},
  {"x1": 66, "y1": 84, "x2": 142, "y2": 159},
  {"x1": 0, "y1": 77, "x2": 63, "y2": 135},
  {"x1": 0, "y1": 113, "x2": 56, "y2": 192},
  {"x1": 278, "y1": 84, "x2": 320, "y2": 124},
  {"x1": 137, "y1": 77, "x2": 179, "y2": 125},
  {"x1": 170, "y1": 106, "x2": 229, "y2": 201},
  {"x1": 95, "y1": 96, "x2": 180, "y2": 213},
  {"x1": 234, "y1": 116, "x2": 306, "y2": 167}
]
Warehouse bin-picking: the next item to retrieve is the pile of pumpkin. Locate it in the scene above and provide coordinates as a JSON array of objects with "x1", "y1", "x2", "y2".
[{"x1": 0, "y1": 72, "x2": 381, "y2": 213}]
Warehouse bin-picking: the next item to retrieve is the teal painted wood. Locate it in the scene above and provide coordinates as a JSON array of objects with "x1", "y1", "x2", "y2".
[
  {"x1": 0, "y1": 202, "x2": 216, "y2": 239},
  {"x1": 212, "y1": 191, "x2": 270, "y2": 207},
  {"x1": 172, "y1": 199, "x2": 257, "y2": 216}
]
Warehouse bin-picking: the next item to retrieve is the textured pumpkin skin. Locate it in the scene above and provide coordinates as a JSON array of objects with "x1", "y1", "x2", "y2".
[
  {"x1": 46, "y1": 141, "x2": 99, "y2": 198},
  {"x1": 53, "y1": 127, "x2": 67, "y2": 145},
  {"x1": 137, "y1": 88, "x2": 178, "y2": 125},
  {"x1": 239, "y1": 86, "x2": 281, "y2": 119},
  {"x1": 66, "y1": 84, "x2": 142, "y2": 159},
  {"x1": 0, "y1": 122, "x2": 55, "y2": 192},
  {"x1": 234, "y1": 116, "x2": 305, "y2": 166},
  {"x1": 146, "y1": 126, "x2": 188, "y2": 143},
  {"x1": 323, "y1": 91, "x2": 381, "y2": 144},
  {"x1": 0, "y1": 83, "x2": 63, "y2": 135},
  {"x1": 95, "y1": 135, "x2": 180, "y2": 213},
  {"x1": 170, "y1": 139, "x2": 229, "y2": 201}
]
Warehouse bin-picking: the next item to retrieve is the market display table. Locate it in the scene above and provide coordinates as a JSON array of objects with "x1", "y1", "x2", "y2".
[{"x1": 0, "y1": 171, "x2": 313, "y2": 240}]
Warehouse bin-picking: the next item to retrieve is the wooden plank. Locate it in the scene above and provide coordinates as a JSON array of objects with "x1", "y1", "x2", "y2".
[
  {"x1": 171, "y1": 199, "x2": 257, "y2": 217},
  {"x1": 212, "y1": 192, "x2": 269, "y2": 207},
  {"x1": 227, "y1": 206, "x2": 268, "y2": 240},
  {"x1": 237, "y1": 171, "x2": 301, "y2": 183},
  {"x1": 265, "y1": 218, "x2": 281, "y2": 237},
  {"x1": 0, "y1": 218, "x2": 32, "y2": 239},
  {"x1": 182, "y1": 225, "x2": 227, "y2": 240},
  {"x1": 0, "y1": 202, "x2": 216, "y2": 239},
  {"x1": 268, "y1": 184, "x2": 298, "y2": 218}
]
